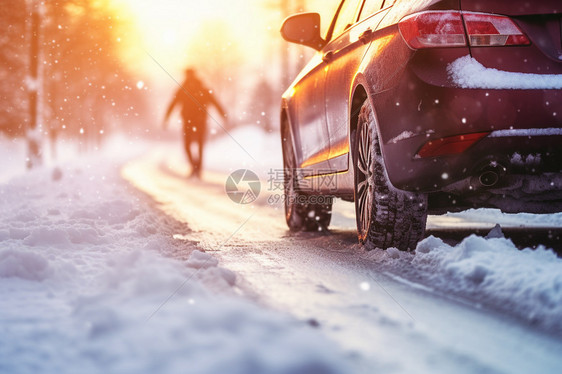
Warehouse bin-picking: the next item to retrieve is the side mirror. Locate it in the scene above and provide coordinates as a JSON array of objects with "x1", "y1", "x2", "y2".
[{"x1": 280, "y1": 13, "x2": 325, "y2": 50}]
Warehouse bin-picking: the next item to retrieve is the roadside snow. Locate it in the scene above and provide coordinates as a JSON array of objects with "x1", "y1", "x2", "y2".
[
  {"x1": 0, "y1": 135, "x2": 353, "y2": 374},
  {"x1": 205, "y1": 125, "x2": 282, "y2": 174},
  {"x1": 3, "y1": 129, "x2": 561, "y2": 373},
  {"x1": 157, "y1": 125, "x2": 282, "y2": 185},
  {"x1": 440, "y1": 208, "x2": 562, "y2": 228},
  {"x1": 366, "y1": 232, "x2": 562, "y2": 333},
  {"x1": 0, "y1": 134, "x2": 102, "y2": 183},
  {"x1": 448, "y1": 55, "x2": 562, "y2": 89}
]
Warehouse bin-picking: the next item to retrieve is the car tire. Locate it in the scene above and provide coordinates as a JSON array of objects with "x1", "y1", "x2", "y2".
[
  {"x1": 282, "y1": 125, "x2": 332, "y2": 232},
  {"x1": 354, "y1": 100, "x2": 427, "y2": 250}
]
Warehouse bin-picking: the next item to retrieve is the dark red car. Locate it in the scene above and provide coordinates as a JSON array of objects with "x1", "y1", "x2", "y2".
[{"x1": 280, "y1": 0, "x2": 562, "y2": 250}]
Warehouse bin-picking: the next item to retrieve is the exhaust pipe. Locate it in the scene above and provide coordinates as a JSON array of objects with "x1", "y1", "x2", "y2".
[
  {"x1": 479, "y1": 170, "x2": 499, "y2": 187},
  {"x1": 475, "y1": 163, "x2": 506, "y2": 188}
]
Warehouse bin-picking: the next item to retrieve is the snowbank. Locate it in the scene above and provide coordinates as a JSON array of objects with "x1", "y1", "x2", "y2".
[
  {"x1": 0, "y1": 136, "x2": 353, "y2": 374},
  {"x1": 443, "y1": 208, "x2": 562, "y2": 228},
  {"x1": 448, "y1": 55, "x2": 562, "y2": 89},
  {"x1": 0, "y1": 134, "x2": 27, "y2": 182},
  {"x1": 147, "y1": 124, "x2": 282, "y2": 185},
  {"x1": 205, "y1": 125, "x2": 282, "y2": 174},
  {"x1": 367, "y1": 231, "x2": 562, "y2": 333}
]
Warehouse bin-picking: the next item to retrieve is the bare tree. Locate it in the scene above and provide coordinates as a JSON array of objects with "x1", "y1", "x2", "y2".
[
  {"x1": 0, "y1": 0, "x2": 28, "y2": 137},
  {"x1": 26, "y1": 0, "x2": 42, "y2": 168},
  {"x1": 41, "y1": 0, "x2": 148, "y2": 151}
]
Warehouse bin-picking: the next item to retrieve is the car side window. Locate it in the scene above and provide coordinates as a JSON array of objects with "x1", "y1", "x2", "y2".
[
  {"x1": 358, "y1": 0, "x2": 386, "y2": 22},
  {"x1": 330, "y1": 0, "x2": 365, "y2": 39}
]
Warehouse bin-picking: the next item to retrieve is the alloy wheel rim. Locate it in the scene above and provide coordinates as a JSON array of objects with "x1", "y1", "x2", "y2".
[{"x1": 356, "y1": 123, "x2": 373, "y2": 240}]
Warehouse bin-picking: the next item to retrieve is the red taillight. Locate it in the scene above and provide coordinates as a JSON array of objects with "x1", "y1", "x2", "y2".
[
  {"x1": 463, "y1": 13, "x2": 530, "y2": 46},
  {"x1": 398, "y1": 11, "x2": 530, "y2": 49},
  {"x1": 416, "y1": 132, "x2": 490, "y2": 158},
  {"x1": 399, "y1": 11, "x2": 466, "y2": 49}
]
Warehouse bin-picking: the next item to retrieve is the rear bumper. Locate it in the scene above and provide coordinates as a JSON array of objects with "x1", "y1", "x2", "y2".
[{"x1": 372, "y1": 65, "x2": 562, "y2": 195}]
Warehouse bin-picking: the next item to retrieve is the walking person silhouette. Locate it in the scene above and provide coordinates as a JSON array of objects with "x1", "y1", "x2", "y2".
[{"x1": 163, "y1": 68, "x2": 226, "y2": 178}]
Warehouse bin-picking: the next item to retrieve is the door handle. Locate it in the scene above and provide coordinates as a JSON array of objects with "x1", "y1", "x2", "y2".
[
  {"x1": 358, "y1": 28, "x2": 373, "y2": 44},
  {"x1": 322, "y1": 50, "x2": 334, "y2": 63}
]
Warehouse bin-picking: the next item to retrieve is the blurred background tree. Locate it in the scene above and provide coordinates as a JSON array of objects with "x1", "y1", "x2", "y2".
[
  {"x1": 0, "y1": 0, "x2": 342, "y2": 155},
  {"x1": 42, "y1": 0, "x2": 148, "y2": 150},
  {"x1": 0, "y1": 0, "x2": 148, "y2": 151},
  {"x1": 0, "y1": 0, "x2": 28, "y2": 137}
]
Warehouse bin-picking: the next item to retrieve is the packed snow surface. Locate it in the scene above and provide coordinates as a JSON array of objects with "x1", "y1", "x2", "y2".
[
  {"x1": 2, "y1": 129, "x2": 562, "y2": 374},
  {"x1": 448, "y1": 55, "x2": 562, "y2": 89},
  {"x1": 366, "y1": 230, "x2": 562, "y2": 333},
  {"x1": 205, "y1": 124, "x2": 282, "y2": 174},
  {"x1": 0, "y1": 135, "x2": 352, "y2": 374},
  {"x1": 438, "y1": 208, "x2": 562, "y2": 228}
]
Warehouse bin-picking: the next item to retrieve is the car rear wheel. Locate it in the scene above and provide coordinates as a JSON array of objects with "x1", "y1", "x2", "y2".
[
  {"x1": 282, "y1": 125, "x2": 332, "y2": 231},
  {"x1": 354, "y1": 101, "x2": 427, "y2": 250}
]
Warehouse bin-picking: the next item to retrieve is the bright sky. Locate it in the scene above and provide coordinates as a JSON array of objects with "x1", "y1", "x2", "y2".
[
  {"x1": 115, "y1": 0, "x2": 341, "y2": 77},
  {"x1": 116, "y1": 0, "x2": 276, "y2": 78}
]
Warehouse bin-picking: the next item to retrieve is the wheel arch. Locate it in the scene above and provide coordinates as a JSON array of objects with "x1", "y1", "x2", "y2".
[
  {"x1": 349, "y1": 84, "x2": 368, "y2": 141},
  {"x1": 350, "y1": 79, "x2": 397, "y2": 189},
  {"x1": 280, "y1": 107, "x2": 300, "y2": 167},
  {"x1": 348, "y1": 78, "x2": 369, "y2": 170}
]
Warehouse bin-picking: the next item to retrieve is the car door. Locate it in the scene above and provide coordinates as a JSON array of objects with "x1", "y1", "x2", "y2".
[
  {"x1": 289, "y1": 52, "x2": 332, "y2": 173},
  {"x1": 286, "y1": 1, "x2": 352, "y2": 175},
  {"x1": 324, "y1": 0, "x2": 389, "y2": 171}
]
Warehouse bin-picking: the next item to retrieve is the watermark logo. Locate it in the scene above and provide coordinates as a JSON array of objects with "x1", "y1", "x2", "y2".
[
  {"x1": 225, "y1": 169, "x2": 261, "y2": 204},
  {"x1": 265, "y1": 168, "x2": 337, "y2": 205},
  {"x1": 225, "y1": 168, "x2": 338, "y2": 205}
]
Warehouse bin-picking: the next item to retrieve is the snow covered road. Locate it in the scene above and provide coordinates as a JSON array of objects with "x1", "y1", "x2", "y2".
[
  {"x1": 121, "y1": 138, "x2": 562, "y2": 374},
  {"x1": 2, "y1": 131, "x2": 562, "y2": 374},
  {"x1": 0, "y1": 137, "x2": 355, "y2": 374}
]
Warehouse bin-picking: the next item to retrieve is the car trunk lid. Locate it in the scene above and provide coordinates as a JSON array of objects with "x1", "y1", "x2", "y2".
[
  {"x1": 460, "y1": 0, "x2": 562, "y2": 17},
  {"x1": 461, "y1": 0, "x2": 562, "y2": 72}
]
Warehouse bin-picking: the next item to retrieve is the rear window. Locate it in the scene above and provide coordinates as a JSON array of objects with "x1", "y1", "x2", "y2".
[
  {"x1": 358, "y1": 0, "x2": 386, "y2": 22},
  {"x1": 331, "y1": 0, "x2": 364, "y2": 38},
  {"x1": 308, "y1": 0, "x2": 342, "y2": 39}
]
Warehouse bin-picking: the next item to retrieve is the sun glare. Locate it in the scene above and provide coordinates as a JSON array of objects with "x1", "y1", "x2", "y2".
[
  {"x1": 114, "y1": 0, "x2": 267, "y2": 78},
  {"x1": 161, "y1": 28, "x2": 178, "y2": 47},
  {"x1": 104, "y1": 0, "x2": 342, "y2": 124}
]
